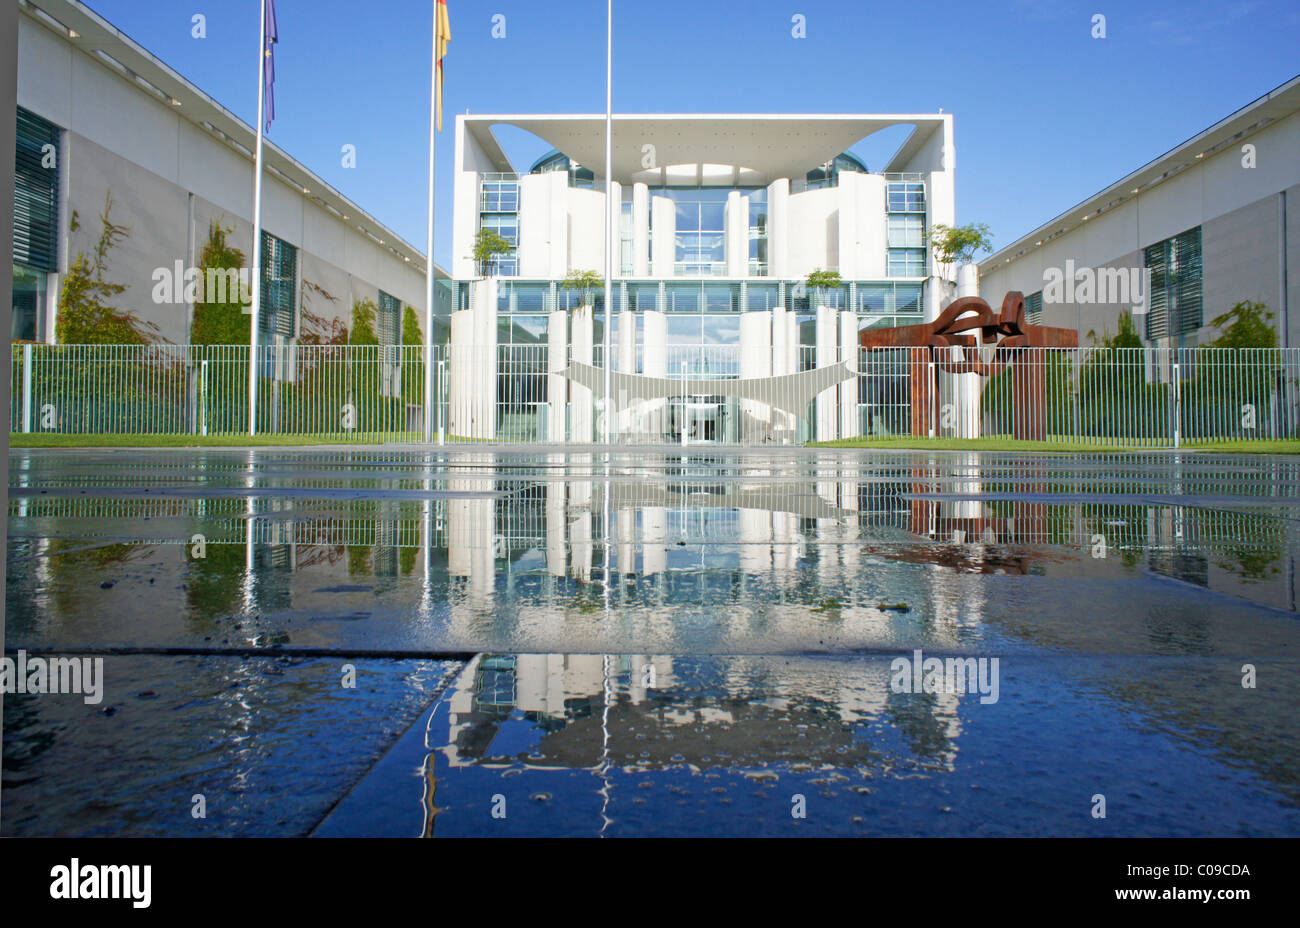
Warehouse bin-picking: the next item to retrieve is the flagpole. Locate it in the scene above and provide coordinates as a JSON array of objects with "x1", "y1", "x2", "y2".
[
  {"x1": 602, "y1": 0, "x2": 612, "y2": 444},
  {"x1": 423, "y1": 19, "x2": 436, "y2": 444},
  {"x1": 248, "y1": 0, "x2": 267, "y2": 436}
]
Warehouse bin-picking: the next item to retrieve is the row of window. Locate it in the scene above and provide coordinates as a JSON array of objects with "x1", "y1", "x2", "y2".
[
  {"x1": 480, "y1": 180, "x2": 927, "y2": 280},
  {"x1": 484, "y1": 279, "x2": 924, "y2": 318}
]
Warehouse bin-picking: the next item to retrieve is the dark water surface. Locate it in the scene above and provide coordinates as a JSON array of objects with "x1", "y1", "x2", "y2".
[{"x1": 5, "y1": 446, "x2": 1300, "y2": 835}]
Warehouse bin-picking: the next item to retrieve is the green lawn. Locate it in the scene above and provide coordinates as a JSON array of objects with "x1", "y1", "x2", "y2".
[
  {"x1": 8, "y1": 432, "x2": 426, "y2": 448},
  {"x1": 810, "y1": 436, "x2": 1300, "y2": 455}
]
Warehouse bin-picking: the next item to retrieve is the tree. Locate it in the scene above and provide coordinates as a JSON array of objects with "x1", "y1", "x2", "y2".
[
  {"x1": 402, "y1": 305, "x2": 423, "y2": 346},
  {"x1": 57, "y1": 192, "x2": 159, "y2": 344},
  {"x1": 190, "y1": 220, "x2": 250, "y2": 345},
  {"x1": 1205, "y1": 300, "x2": 1276, "y2": 349},
  {"x1": 350, "y1": 297, "x2": 380, "y2": 346},
  {"x1": 561, "y1": 269, "x2": 604, "y2": 308},
  {"x1": 1086, "y1": 309, "x2": 1143, "y2": 349},
  {"x1": 470, "y1": 228, "x2": 514, "y2": 276},
  {"x1": 928, "y1": 222, "x2": 993, "y2": 267},
  {"x1": 805, "y1": 269, "x2": 842, "y2": 291}
]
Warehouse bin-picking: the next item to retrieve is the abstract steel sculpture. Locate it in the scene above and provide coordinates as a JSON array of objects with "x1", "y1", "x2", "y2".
[{"x1": 859, "y1": 290, "x2": 1078, "y2": 440}]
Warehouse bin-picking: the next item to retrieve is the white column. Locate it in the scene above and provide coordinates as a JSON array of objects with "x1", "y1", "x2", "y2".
[
  {"x1": 548, "y1": 171, "x2": 569, "y2": 279},
  {"x1": 726, "y1": 191, "x2": 748, "y2": 278},
  {"x1": 955, "y1": 263, "x2": 980, "y2": 439},
  {"x1": 768, "y1": 178, "x2": 790, "y2": 280},
  {"x1": 815, "y1": 304, "x2": 838, "y2": 441},
  {"x1": 740, "y1": 311, "x2": 772, "y2": 442},
  {"x1": 471, "y1": 277, "x2": 498, "y2": 440},
  {"x1": 448, "y1": 309, "x2": 474, "y2": 438},
  {"x1": 632, "y1": 182, "x2": 650, "y2": 277},
  {"x1": 571, "y1": 305, "x2": 594, "y2": 442},
  {"x1": 547, "y1": 308, "x2": 568, "y2": 441},
  {"x1": 839, "y1": 309, "x2": 858, "y2": 439},
  {"x1": 617, "y1": 308, "x2": 636, "y2": 435},
  {"x1": 651, "y1": 196, "x2": 676, "y2": 278},
  {"x1": 642, "y1": 309, "x2": 666, "y2": 439},
  {"x1": 837, "y1": 171, "x2": 859, "y2": 281}
]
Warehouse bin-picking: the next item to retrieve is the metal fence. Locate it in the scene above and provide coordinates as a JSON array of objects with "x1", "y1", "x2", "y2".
[{"x1": 10, "y1": 342, "x2": 1300, "y2": 446}]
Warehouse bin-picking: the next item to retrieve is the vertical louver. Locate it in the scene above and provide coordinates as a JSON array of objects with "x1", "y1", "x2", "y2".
[
  {"x1": 377, "y1": 290, "x2": 401, "y2": 345},
  {"x1": 1145, "y1": 226, "x2": 1202, "y2": 341},
  {"x1": 14, "y1": 107, "x2": 60, "y2": 272},
  {"x1": 259, "y1": 231, "x2": 297, "y2": 336}
]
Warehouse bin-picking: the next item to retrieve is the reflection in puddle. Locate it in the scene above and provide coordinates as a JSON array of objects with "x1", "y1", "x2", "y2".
[
  {"x1": 316, "y1": 652, "x2": 1300, "y2": 837},
  {"x1": 6, "y1": 448, "x2": 1300, "y2": 835}
]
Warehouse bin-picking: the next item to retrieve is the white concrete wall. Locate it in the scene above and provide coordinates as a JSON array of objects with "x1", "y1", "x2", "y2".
[
  {"x1": 787, "y1": 186, "x2": 839, "y2": 278},
  {"x1": 980, "y1": 110, "x2": 1300, "y2": 344},
  {"x1": 18, "y1": 13, "x2": 429, "y2": 345}
]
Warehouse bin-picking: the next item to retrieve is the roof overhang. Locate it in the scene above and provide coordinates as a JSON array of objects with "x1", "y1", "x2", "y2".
[{"x1": 463, "y1": 114, "x2": 948, "y2": 184}]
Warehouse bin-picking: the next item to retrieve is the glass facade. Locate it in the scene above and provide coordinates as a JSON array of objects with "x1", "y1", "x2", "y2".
[{"x1": 885, "y1": 181, "x2": 926, "y2": 278}]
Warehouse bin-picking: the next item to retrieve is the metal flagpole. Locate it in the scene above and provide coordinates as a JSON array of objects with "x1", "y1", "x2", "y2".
[
  {"x1": 602, "y1": 0, "x2": 613, "y2": 444},
  {"x1": 248, "y1": 0, "x2": 267, "y2": 436},
  {"x1": 424, "y1": 10, "x2": 437, "y2": 443}
]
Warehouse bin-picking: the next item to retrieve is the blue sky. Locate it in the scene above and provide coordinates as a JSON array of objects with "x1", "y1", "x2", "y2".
[{"x1": 83, "y1": 0, "x2": 1300, "y2": 271}]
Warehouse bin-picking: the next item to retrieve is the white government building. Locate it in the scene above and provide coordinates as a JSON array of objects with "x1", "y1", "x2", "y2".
[{"x1": 444, "y1": 113, "x2": 956, "y2": 444}]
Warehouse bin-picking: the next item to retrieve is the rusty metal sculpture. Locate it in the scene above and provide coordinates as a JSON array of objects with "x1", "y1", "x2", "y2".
[{"x1": 859, "y1": 290, "x2": 1078, "y2": 440}]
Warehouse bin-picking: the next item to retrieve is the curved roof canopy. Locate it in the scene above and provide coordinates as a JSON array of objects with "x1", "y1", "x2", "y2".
[{"x1": 463, "y1": 114, "x2": 948, "y2": 185}]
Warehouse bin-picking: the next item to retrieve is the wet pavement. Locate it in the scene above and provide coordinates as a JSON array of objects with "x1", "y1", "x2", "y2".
[{"x1": 5, "y1": 446, "x2": 1300, "y2": 836}]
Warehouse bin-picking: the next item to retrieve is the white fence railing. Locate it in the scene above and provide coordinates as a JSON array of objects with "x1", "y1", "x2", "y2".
[{"x1": 10, "y1": 343, "x2": 1300, "y2": 446}]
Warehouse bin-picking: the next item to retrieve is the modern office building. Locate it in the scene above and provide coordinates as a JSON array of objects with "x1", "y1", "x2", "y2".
[
  {"x1": 980, "y1": 74, "x2": 1300, "y2": 348},
  {"x1": 446, "y1": 112, "x2": 956, "y2": 443},
  {"x1": 12, "y1": 0, "x2": 445, "y2": 348}
]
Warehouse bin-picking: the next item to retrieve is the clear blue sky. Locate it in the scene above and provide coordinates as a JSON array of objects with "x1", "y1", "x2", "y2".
[{"x1": 84, "y1": 0, "x2": 1300, "y2": 271}]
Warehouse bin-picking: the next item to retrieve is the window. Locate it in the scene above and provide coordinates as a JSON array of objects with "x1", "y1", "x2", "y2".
[
  {"x1": 748, "y1": 189, "x2": 768, "y2": 276},
  {"x1": 1025, "y1": 291, "x2": 1043, "y2": 325},
  {"x1": 377, "y1": 290, "x2": 401, "y2": 345},
  {"x1": 480, "y1": 178, "x2": 518, "y2": 212},
  {"x1": 887, "y1": 250, "x2": 925, "y2": 277},
  {"x1": 1144, "y1": 227, "x2": 1202, "y2": 340},
  {"x1": 259, "y1": 231, "x2": 297, "y2": 336},
  {"x1": 14, "y1": 107, "x2": 59, "y2": 341},
  {"x1": 479, "y1": 214, "x2": 518, "y2": 276},
  {"x1": 886, "y1": 182, "x2": 926, "y2": 279},
  {"x1": 887, "y1": 182, "x2": 925, "y2": 212}
]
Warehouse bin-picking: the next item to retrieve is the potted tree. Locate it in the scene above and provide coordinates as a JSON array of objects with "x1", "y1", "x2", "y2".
[
  {"x1": 805, "y1": 268, "x2": 843, "y2": 310},
  {"x1": 470, "y1": 228, "x2": 515, "y2": 277},
  {"x1": 928, "y1": 222, "x2": 993, "y2": 293},
  {"x1": 561, "y1": 269, "x2": 604, "y2": 311}
]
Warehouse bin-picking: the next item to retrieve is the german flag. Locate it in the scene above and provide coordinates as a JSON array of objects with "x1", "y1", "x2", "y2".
[{"x1": 436, "y1": 0, "x2": 451, "y2": 132}]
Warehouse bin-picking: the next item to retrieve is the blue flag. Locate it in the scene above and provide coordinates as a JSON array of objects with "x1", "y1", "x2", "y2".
[{"x1": 263, "y1": 0, "x2": 278, "y2": 131}]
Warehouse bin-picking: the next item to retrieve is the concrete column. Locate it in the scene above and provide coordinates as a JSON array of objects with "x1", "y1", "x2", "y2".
[
  {"x1": 815, "y1": 304, "x2": 838, "y2": 441},
  {"x1": 955, "y1": 263, "x2": 981, "y2": 438},
  {"x1": 726, "y1": 191, "x2": 748, "y2": 278},
  {"x1": 651, "y1": 195, "x2": 676, "y2": 278},
  {"x1": 632, "y1": 182, "x2": 650, "y2": 277},
  {"x1": 768, "y1": 178, "x2": 790, "y2": 279},
  {"x1": 642, "y1": 309, "x2": 667, "y2": 439},
  {"x1": 617, "y1": 308, "x2": 636, "y2": 435},
  {"x1": 548, "y1": 171, "x2": 569, "y2": 279},
  {"x1": 470, "y1": 277, "x2": 498, "y2": 440},
  {"x1": 740, "y1": 310, "x2": 772, "y2": 442},
  {"x1": 547, "y1": 308, "x2": 568, "y2": 441},
  {"x1": 837, "y1": 171, "x2": 859, "y2": 281},
  {"x1": 571, "y1": 305, "x2": 594, "y2": 442},
  {"x1": 839, "y1": 309, "x2": 858, "y2": 439},
  {"x1": 607, "y1": 181, "x2": 622, "y2": 276},
  {"x1": 448, "y1": 309, "x2": 474, "y2": 438}
]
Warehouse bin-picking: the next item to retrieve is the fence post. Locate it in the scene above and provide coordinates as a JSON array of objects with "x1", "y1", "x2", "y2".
[
  {"x1": 1172, "y1": 356, "x2": 1181, "y2": 449},
  {"x1": 21, "y1": 343, "x2": 33, "y2": 433}
]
